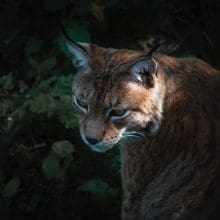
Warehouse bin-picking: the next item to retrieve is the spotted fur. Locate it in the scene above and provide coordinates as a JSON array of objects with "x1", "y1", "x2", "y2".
[{"x1": 67, "y1": 42, "x2": 220, "y2": 219}]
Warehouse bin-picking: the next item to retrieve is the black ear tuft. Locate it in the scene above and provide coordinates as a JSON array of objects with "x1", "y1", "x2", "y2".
[
  {"x1": 60, "y1": 24, "x2": 90, "y2": 70},
  {"x1": 146, "y1": 44, "x2": 161, "y2": 57},
  {"x1": 60, "y1": 24, "x2": 88, "y2": 53}
]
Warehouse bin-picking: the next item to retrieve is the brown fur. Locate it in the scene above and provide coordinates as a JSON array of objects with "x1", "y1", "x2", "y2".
[{"x1": 69, "y1": 44, "x2": 220, "y2": 219}]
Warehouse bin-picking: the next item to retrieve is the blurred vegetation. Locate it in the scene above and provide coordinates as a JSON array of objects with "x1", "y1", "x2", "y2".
[{"x1": 0, "y1": 0, "x2": 219, "y2": 219}]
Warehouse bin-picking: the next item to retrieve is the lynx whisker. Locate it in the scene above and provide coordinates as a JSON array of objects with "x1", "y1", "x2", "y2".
[{"x1": 123, "y1": 131, "x2": 146, "y2": 140}]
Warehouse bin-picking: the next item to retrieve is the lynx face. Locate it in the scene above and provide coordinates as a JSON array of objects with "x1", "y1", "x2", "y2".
[{"x1": 67, "y1": 41, "x2": 165, "y2": 152}]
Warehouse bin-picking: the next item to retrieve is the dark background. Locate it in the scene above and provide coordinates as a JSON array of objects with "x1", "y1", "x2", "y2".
[{"x1": 0, "y1": 0, "x2": 219, "y2": 219}]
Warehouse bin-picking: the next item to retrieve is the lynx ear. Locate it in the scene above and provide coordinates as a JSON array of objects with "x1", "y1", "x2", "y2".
[
  {"x1": 130, "y1": 58, "x2": 158, "y2": 86},
  {"x1": 66, "y1": 40, "x2": 90, "y2": 70}
]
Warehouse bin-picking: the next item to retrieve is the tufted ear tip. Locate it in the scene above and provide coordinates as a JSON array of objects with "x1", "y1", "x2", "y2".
[{"x1": 59, "y1": 23, "x2": 90, "y2": 70}]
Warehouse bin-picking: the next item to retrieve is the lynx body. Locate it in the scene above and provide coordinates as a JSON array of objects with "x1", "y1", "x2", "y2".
[{"x1": 66, "y1": 40, "x2": 220, "y2": 219}]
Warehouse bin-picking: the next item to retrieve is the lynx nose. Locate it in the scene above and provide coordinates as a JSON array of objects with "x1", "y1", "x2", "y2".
[{"x1": 85, "y1": 137, "x2": 99, "y2": 145}]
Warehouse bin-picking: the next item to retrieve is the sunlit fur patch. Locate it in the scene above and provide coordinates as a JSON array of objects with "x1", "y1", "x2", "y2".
[{"x1": 120, "y1": 81, "x2": 164, "y2": 134}]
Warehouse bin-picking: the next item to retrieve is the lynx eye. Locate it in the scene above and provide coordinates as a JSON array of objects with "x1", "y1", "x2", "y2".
[
  {"x1": 108, "y1": 109, "x2": 130, "y2": 120},
  {"x1": 73, "y1": 96, "x2": 88, "y2": 113}
]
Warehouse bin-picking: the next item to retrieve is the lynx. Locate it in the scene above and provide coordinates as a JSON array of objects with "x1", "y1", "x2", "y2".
[{"x1": 66, "y1": 37, "x2": 220, "y2": 219}]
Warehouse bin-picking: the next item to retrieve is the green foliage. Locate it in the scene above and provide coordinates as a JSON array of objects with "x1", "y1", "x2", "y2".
[
  {"x1": 43, "y1": 154, "x2": 61, "y2": 179},
  {"x1": 29, "y1": 57, "x2": 57, "y2": 74},
  {"x1": 52, "y1": 140, "x2": 74, "y2": 158},
  {"x1": 1, "y1": 178, "x2": 20, "y2": 198},
  {"x1": 77, "y1": 178, "x2": 118, "y2": 198},
  {"x1": 42, "y1": 140, "x2": 74, "y2": 179},
  {"x1": 25, "y1": 38, "x2": 43, "y2": 56}
]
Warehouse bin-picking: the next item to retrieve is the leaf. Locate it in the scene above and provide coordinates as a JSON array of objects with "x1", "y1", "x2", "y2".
[
  {"x1": 42, "y1": 154, "x2": 61, "y2": 179},
  {"x1": 52, "y1": 74, "x2": 73, "y2": 96},
  {"x1": 25, "y1": 38, "x2": 43, "y2": 56},
  {"x1": 77, "y1": 178, "x2": 118, "y2": 198},
  {"x1": 39, "y1": 57, "x2": 57, "y2": 73},
  {"x1": 91, "y1": 2, "x2": 105, "y2": 22},
  {"x1": 29, "y1": 58, "x2": 40, "y2": 70},
  {"x1": 27, "y1": 77, "x2": 57, "y2": 97},
  {"x1": 0, "y1": 73, "x2": 14, "y2": 91},
  {"x1": 52, "y1": 140, "x2": 74, "y2": 158},
  {"x1": 19, "y1": 81, "x2": 28, "y2": 93},
  {"x1": 1, "y1": 178, "x2": 20, "y2": 198},
  {"x1": 29, "y1": 57, "x2": 57, "y2": 74},
  {"x1": 55, "y1": 95, "x2": 79, "y2": 129}
]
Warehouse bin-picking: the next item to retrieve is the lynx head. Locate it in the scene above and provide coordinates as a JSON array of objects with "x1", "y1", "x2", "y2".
[{"x1": 67, "y1": 40, "x2": 165, "y2": 152}]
